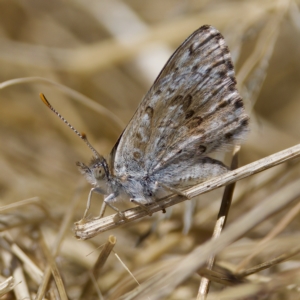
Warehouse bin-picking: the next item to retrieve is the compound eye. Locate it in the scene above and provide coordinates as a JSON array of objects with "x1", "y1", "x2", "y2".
[{"x1": 94, "y1": 165, "x2": 105, "y2": 180}]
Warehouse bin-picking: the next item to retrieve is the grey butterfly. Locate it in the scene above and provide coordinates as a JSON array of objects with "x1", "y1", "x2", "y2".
[{"x1": 42, "y1": 25, "x2": 249, "y2": 219}]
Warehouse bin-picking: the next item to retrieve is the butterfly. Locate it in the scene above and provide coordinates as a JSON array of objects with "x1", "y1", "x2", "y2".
[{"x1": 41, "y1": 25, "x2": 249, "y2": 220}]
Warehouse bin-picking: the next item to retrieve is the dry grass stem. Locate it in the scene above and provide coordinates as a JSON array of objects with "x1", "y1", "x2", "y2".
[
  {"x1": 11, "y1": 257, "x2": 30, "y2": 300},
  {"x1": 198, "y1": 146, "x2": 240, "y2": 299},
  {"x1": 0, "y1": 276, "x2": 14, "y2": 297},
  {"x1": 1, "y1": 233, "x2": 43, "y2": 284},
  {"x1": 207, "y1": 267, "x2": 300, "y2": 299},
  {"x1": 0, "y1": 197, "x2": 40, "y2": 213},
  {"x1": 39, "y1": 230, "x2": 68, "y2": 300},
  {"x1": 197, "y1": 267, "x2": 245, "y2": 286},
  {"x1": 114, "y1": 252, "x2": 140, "y2": 286},
  {"x1": 81, "y1": 235, "x2": 117, "y2": 298},
  {"x1": 237, "y1": 245, "x2": 300, "y2": 277}
]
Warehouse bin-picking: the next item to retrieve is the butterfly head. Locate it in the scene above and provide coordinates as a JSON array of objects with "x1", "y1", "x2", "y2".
[{"x1": 76, "y1": 157, "x2": 110, "y2": 191}]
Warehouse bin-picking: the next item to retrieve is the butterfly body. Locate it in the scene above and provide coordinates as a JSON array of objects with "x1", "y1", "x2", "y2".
[{"x1": 78, "y1": 157, "x2": 162, "y2": 206}]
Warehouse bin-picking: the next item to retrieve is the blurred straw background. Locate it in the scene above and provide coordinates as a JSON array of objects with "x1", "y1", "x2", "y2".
[{"x1": 1, "y1": 0, "x2": 300, "y2": 299}]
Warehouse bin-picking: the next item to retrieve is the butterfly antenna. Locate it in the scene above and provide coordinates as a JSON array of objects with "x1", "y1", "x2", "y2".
[{"x1": 39, "y1": 93, "x2": 103, "y2": 159}]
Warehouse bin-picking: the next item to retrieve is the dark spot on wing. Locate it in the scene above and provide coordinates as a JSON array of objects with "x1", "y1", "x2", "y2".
[
  {"x1": 145, "y1": 106, "x2": 154, "y2": 117},
  {"x1": 201, "y1": 25, "x2": 210, "y2": 30},
  {"x1": 225, "y1": 132, "x2": 233, "y2": 139},
  {"x1": 193, "y1": 128, "x2": 206, "y2": 135},
  {"x1": 199, "y1": 145, "x2": 206, "y2": 153},
  {"x1": 214, "y1": 32, "x2": 223, "y2": 41},
  {"x1": 197, "y1": 30, "x2": 219, "y2": 50},
  {"x1": 182, "y1": 95, "x2": 192, "y2": 111},
  {"x1": 210, "y1": 58, "x2": 226, "y2": 70},
  {"x1": 204, "y1": 67, "x2": 212, "y2": 75},
  {"x1": 185, "y1": 110, "x2": 195, "y2": 119},
  {"x1": 196, "y1": 116, "x2": 203, "y2": 125},
  {"x1": 155, "y1": 89, "x2": 162, "y2": 96},
  {"x1": 240, "y1": 118, "x2": 249, "y2": 126},
  {"x1": 218, "y1": 70, "x2": 226, "y2": 77},
  {"x1": 228, "y1": 83, "x2": 236, "y2": 91},
  {"x1": 218, "y1": 100, "x2": 229, "y2": 109},
  {"x1": 168, "y1": 88, "x2": 175, "y2": 94},
  {"x1": 211, "y1": 87, "x2": 220, "y2": 97},
  {"x1": 170, "y1": 95, "x2": 183, "y2": 106},
  {"x1": 197, "y1": 129, "x2": 205, "y2": 135},
  {"x1": 192, "y1": 64, "x2": 199, "y2": 71},
  {"x1": 188, "y1": 43, "x2": 197, "y2": 55},
  {"x1": 227, "y1": 60, "x2": 234, "y2": 70},
  {"x1": 234, "y1": 98, "x2": 244, "y2": 109},
  {"x1": 189, "y1": 116, "x2": 203, "y2": 128},
  {"x1": 136, "y1": 132, "x2": 142, "y2": 140}
]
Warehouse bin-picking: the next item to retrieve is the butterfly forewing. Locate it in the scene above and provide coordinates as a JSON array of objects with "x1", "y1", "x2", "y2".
[{"x1": 113, "y1": 25, "x2": 249, "y2": 180}]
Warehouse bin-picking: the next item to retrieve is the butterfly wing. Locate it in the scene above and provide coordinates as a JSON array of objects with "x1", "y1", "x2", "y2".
[{"x1": 112, "y1": 25, "x2": 249, "y2": 179}]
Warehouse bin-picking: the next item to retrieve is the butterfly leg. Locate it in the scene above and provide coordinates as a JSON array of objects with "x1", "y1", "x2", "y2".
[
  {"x1": 82, "y1": 188, "x2": 124, "y2": 220},
  {"x1": 82, "y1": 187, "x2": 102, "y2": 220},
  {"x1": 156, "y1": 182, "x2": 191, "y2": 199},
  {"x1": 99, "y1": 193, "x2": 125, "y2": 219},
  {"x1": 130, "y1": 198, "x2": 152, "y2": 216}
]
